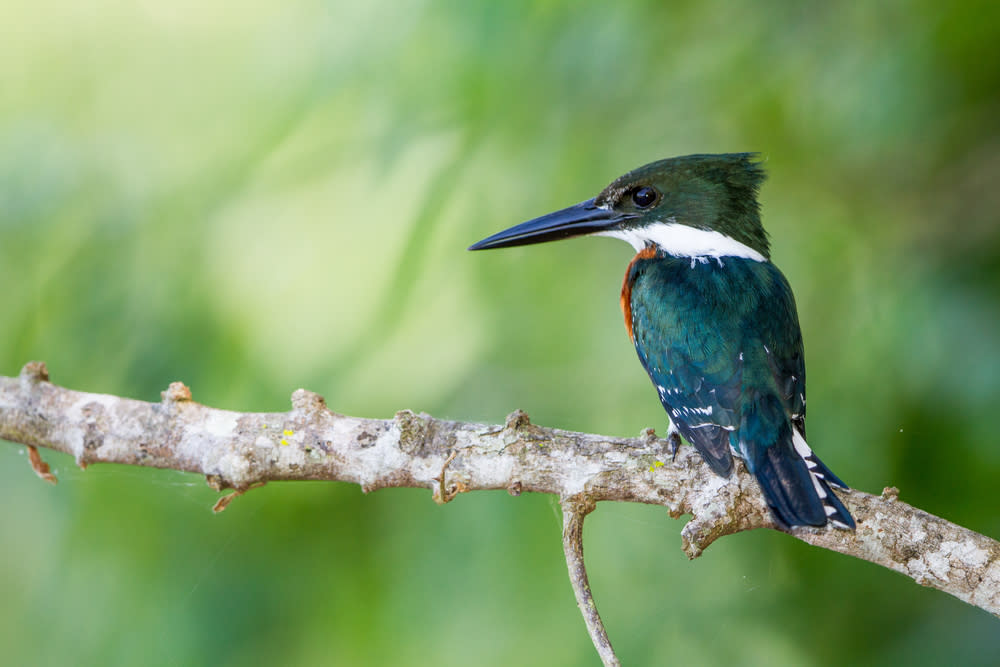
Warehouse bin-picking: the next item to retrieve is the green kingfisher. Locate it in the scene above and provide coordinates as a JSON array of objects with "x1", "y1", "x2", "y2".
[{"x1": 469, "y1": 153, "x2": 854, "y2": 530}]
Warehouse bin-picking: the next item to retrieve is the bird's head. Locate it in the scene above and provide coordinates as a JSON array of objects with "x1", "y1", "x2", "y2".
[{"x1": 469, "y1": 153, "x2": 770, "y2": 261}]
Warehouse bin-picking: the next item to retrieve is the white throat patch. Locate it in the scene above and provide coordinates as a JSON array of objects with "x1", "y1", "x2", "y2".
[{"x1": 598, "y1": 220, "x2": 766, "y2": 263}]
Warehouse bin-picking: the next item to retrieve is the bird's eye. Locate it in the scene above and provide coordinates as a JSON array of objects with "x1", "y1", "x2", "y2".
[{"x1": 631, "y1": 186, "x2": 658, "y2": 209}]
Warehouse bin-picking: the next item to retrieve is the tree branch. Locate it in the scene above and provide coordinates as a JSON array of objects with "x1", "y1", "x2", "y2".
[
  {"x1": 3, "y1": 362, "x2": 999, "y2": 639},
  {"x1": 561, "y1": 495, "x2": 619, "y2": 667}
]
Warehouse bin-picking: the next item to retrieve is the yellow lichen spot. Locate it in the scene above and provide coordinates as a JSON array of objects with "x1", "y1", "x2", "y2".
[
  {"x1": 283, "y1": 429, "x2": 294, "y2": 436},
  {"x1": 279, "y1": 438, "x2": 289, "y2": 446},
  {"x1": 654, "y1": 461, "x2": 664, "y2": 468}
]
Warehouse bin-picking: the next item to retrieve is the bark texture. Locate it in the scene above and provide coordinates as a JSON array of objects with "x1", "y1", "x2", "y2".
[{"x1": 3, "y1": 361, "x2": 999, "y2": 619}]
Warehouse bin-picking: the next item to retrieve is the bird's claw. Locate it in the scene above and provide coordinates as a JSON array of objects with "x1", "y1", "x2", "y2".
[{"x1": 668, "y1": 432, "x2": 682, "y2": 461}]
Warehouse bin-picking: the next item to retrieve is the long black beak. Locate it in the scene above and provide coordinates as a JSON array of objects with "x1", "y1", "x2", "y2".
[{"x1": 468, "y1": 198, "x2": 635, "y2": 250}]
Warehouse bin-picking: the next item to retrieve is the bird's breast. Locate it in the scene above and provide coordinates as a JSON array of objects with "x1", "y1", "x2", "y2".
[{"x1": 620, "y1": 245, "x2": 659, "y2": 342}]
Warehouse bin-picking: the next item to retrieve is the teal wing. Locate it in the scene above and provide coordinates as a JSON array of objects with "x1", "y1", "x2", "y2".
[
  {"x1": 627, "y1": 256, "x2": 769, "y2": 476},
  {"x1": 626, "y1": 254, "x2": 853, "y2": 528}
]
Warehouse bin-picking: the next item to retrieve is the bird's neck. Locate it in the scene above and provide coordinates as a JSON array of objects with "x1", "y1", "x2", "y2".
[{"x1": 600, "y1": 220, "x2": 767, "y2": 263}]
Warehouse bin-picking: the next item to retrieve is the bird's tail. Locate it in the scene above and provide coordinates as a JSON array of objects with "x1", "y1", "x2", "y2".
[{"x1": 743, "y1": 401, "x2": 854, "y2": 529}]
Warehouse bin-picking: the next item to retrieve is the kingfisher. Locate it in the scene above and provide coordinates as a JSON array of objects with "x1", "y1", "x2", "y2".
[{"x1": 469, "y1": 153, "x2": 854, "y2": 530}]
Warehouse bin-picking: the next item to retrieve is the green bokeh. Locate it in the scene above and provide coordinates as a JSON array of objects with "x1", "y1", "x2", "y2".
[{"x1": 3, "y1": 1, "x2": 999, "y2": 665}]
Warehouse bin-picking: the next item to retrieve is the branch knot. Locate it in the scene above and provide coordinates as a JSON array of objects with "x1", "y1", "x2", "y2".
[
  {"x1": 394, "y1": 409, "x2": 431, "y2": 455},
  {"x1": 161, "y1": 382, "x2": 192, "y2": 403},
  {"x1": 504, "y1": 409, "x2": 531, "y2": 430},
  {"x1": 20, "y1": 361, "x2": 49, "y2": 383},
  {"x1": 291, "y1": 388, "x2": 329, "y2": 415}
]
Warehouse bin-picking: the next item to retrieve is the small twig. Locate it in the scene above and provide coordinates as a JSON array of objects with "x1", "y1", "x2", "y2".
[
  {"x1": 561, "y1": 496, "x2": 620, "y2": 667},
  {"x1": 433, "y1": 450, "x2": 467, "y2": 504},
  {"x1": 26, "y1": 445, "x2": 58, "y2": 484},
  {"x1": 212, "y1": 482, "x2": 267, "y2": 513}
]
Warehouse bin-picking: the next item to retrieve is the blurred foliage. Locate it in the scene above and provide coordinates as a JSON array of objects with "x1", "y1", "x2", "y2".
[{"x1": 2, "y1": 1, "x2": 1000, "y2": 665}]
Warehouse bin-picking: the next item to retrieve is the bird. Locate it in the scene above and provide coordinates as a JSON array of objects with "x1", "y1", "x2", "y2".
[{"x1": 469, "y1": 153, "x2": 854, "y2": 530}]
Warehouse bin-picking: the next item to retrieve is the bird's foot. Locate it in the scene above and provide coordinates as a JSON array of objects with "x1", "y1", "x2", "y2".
[
  {"x1": 665, "y1": 420, "x2": 683, "y2": 461},
  {"x1": 668, "y1": 431, "x2": 682, "y2": 461}
]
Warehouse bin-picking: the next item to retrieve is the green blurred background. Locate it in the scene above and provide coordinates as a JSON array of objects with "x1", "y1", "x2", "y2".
[{"x1": 3, "y1": 1, "x2": 1000, "y2": 664}]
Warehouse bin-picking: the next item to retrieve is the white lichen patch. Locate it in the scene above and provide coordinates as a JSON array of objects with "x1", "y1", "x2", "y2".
[
  {"x1": 907, "y1": 516, "x2": 927, "y2": 543},
  {"x1": 64, "y1": 426, "x2": 85, "y2": 461},
  {"x1": 924, "y1": 550, "x2": 952, "y2": 580},
  {"x1": 455, "y1": 424, "x2": 501, "y2": 454},
  {"x1": 971, "y1": 560, "x2": 1000, "y2": 609},
  {"x1": 700, "y1": 470, "x2": 731, "y2": 498},
  {"x1": 602, "y1": 450, "x2": 629, "y2": 466},
  {"x1": 202, "y1": 410, "x2": 239, "y2": 439},
  {"x1": 686, "y1": 470, "x2": 732, "y2": 520},
  {"x1": 906, "y1": 556, "x2": 930, "y2": 583},
  {"x1": 211, "y1": 444, "x2": 252, "y2": 483},
  {"x1": 944, "y1": 539, "x2": 990, "y2": 568},
  {"x1": 906, "y1": 538, "x2": 991, "y2": 584},
  {"x1": 549, "y1": 447, "x2": 607, "y2": 495},
  {"x1": 70, "y1": 393, "x2": 119, "y2": 414},
  {"x1": 63, "y1": 393, "x2": 132, "y2": 459},
  {"x1": 465, "y1": 453, "x2": 515, "y2": 488},
  {"x1": 65, "y1": 393, "x2": 117, "y2": 427},
  {"x1": 176, "y1": 410, "x2": 243, "y2": 480},
  {"x1": 331, "y1": 417, "x2": 361, "y2": 449},
  {"x1": 356, "y1": 422, "x2": 409, "y2": 489}
]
